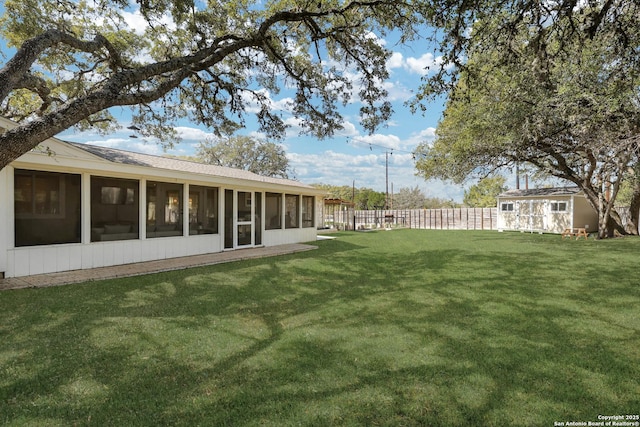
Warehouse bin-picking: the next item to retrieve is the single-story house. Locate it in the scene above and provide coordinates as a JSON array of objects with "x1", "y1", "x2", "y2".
[
  {"x1": 0, "y1": 118, "x2": 326, "y2": 278},
  {"x1": 497, "y1": 187, "x2": 598, "y2": 234}
]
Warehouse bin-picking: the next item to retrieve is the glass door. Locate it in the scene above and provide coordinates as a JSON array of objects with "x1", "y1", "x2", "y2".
[
  {"x1": 224, "y1": 190, "x2": 263, "y2": 249},
  {"x1": 237, "y1": 191, "x2": 253, "y2": 247}
]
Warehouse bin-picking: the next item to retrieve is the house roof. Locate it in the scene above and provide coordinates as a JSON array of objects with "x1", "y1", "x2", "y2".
[
  {"x1": 68, "y1": 142, "x2": 314, "y2": 189},
  {"x1": 3, "y1": 116, "x2": 323, "y2": 193},
  {"x1": 498, "y1": 186, "x2": 582, "y2": 198}
]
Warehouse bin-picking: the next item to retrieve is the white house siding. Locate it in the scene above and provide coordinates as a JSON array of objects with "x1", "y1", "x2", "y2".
[
  {"x1": 0, "y1": 130, "x2": 324, "y2": 278},
  {"x1": 2, "y1": 176, "x2": 319, "y2": 278},
  {"x1": 263, "y1": 228, "x2": 317, "y2": 247}
]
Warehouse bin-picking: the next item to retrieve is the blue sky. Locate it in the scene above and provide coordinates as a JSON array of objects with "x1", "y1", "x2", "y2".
[{"x1": 2, "y1": 4, "x2": 475, "y2": 202}]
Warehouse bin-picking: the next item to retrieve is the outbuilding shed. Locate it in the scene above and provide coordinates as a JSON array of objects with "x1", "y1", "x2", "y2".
[{"x1": 497, "y1": 187, "x2": 598, "y2": 234}]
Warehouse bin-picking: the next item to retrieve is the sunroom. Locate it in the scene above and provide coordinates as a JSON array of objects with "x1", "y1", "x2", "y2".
[{"x1": 0, "y1": 120, "x2": 324, "y2": 278}]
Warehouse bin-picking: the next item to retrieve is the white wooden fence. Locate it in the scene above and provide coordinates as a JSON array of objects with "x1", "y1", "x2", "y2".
[{"x1": 324, "y1": 208, "x2": 498, "y2": 231}]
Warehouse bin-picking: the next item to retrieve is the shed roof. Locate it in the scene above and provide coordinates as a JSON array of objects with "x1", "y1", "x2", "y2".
[
  {"x1": 498, "y1": 186, "x2": 582, "y2": 198},
  {"x1": 68, "y1": 142, "x2": 315, "y2": 190}
]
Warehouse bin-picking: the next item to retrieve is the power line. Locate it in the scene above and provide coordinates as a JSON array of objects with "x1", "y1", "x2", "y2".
[{"x1": 345, "y1": 137, "x2": 415, "y2": 155}]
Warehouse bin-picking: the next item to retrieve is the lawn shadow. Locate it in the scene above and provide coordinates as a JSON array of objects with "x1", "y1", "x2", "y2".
[{"x1": 1, "y1": 231, "x2": 638, "y2": 425}]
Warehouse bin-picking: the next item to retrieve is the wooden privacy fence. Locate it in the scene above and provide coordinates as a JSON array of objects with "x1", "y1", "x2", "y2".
[{"x1": 324, "y1": 208, "x2": 498, "y2": 231}]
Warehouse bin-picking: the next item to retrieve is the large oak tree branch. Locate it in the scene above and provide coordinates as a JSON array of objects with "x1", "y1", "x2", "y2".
[{"x1": 0, "y1": 29, "x2": 123, "y2": 103}]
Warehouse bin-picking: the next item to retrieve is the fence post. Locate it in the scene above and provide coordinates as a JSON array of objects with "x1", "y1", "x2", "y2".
[{"x1": 489, "y1": 208, "x2": 492, "y2": 230}]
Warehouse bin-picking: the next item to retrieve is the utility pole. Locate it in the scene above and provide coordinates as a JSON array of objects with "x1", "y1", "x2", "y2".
[
  {"x1": 385, "y1": 151, "x2": 389, "y2": 209},
  {"x1": 352, "y1": 180, "x2": 355, "y2": 203}
]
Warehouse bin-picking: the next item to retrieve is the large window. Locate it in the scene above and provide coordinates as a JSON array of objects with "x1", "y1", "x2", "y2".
[
  {"x1": 14, "y1": 169, "x2": 81, "y2": 247},
  {"x1": 302, "y1": 196, "x2": 315, "y2": 228},
  {"x1": 91, "y1": 177, "x2": 139, "y2": 242},
  {"x1": 147, "y1": 181, "x2": 183, "y2": 238},
  {"x1": 189, "y1": 186, "x2": 218, "y2": 234},
  {"x1": 265, "y1": 192, "x2": 282, "y2": 230},
  {"x1": 285, "y1": 194, "x2": 299, "y2": 228}
]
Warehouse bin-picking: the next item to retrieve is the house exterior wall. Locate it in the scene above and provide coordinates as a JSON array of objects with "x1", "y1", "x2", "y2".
[
  {"x1": 0, "y1": 167, "x2": 8, "y2": 277},
  {"x1": 1, "y1": 141, "x2": 323, "y2": 278}
]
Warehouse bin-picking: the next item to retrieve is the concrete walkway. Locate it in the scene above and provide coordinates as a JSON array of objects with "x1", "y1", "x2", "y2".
[{"x1": 0, "y1": 244, "x2": 317, "y2": 291}]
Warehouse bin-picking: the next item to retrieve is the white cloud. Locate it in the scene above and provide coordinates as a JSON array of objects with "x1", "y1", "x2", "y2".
[
  {"x1": 174, "y1": 126, "x2": 212, "y2": 141},
  {"x1": 365, "y1": 31, "x2": 387, "y2": 47},
  {"x1": 335, "y1": 121, "x2": 359, "y2": 137},
  {"x1": 340, "y1": 127, "x2": 436, "y2": 155},
  {"x1": 120, "y1": 10, "x2": 150, "y2": 35},
  {"x1": 381, "y1": 80, "x2": 414, "y2": 102},
  {"x1": 289, "y1": 149, "x2": 465, "y2": 201},
  {"x1": 405, "y1": 127, "x2": 437, "y2": 147},
  {"x1": 80, "y1": 137, "x2": 130, "y2": 149},
  {"x1": 76, "y1": 137, "x2": 166, "y2": 155},
  {"x1": 120, "y1": 9, "x2": 176, "y2": 35},
  {"x1": 387, "y1": 52, "x2": 404, "y2": 70},
  {"x1": 241, "y1": 89, "x2": 294, "y2": 114},
  {"x1": 405, "y1": 53, "x2": 447, "y2": 76}
]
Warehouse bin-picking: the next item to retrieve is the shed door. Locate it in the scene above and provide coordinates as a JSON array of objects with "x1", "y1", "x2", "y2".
[{"x1": 518, "y1": 200, "x2": 546, "y2": 231}]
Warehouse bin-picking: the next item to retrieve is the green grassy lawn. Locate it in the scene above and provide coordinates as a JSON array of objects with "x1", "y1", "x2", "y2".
[{"x1": 1, "y1": 230, "x2": 639, "y2": 426}]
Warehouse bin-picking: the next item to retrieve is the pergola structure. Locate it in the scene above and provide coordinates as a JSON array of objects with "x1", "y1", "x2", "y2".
[{"x1": 323, "y1": 198, "x2": 355, "y2": 230}]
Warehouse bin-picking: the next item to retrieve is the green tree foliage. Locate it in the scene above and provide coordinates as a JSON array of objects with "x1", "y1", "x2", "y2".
[
  {"x1": 314, "y1": 183, "x2": 458, "y2": 209},
  {"x1": 414, "y1": 1, "x2": 640, "y2": 238},
  {"x1": 392, "y1": 186, "x2": 426, "y2": 209},
  {"x1": 355, "y1": 188, "x2": 386, "y2": 210},
  {"x1": 312, "y1": 184, "x2": 355, "y2": 202},
  {"x1": 0, "y1": 0, "x2": 435, "y2": 169},
  {"x1": 312, "y1": 184, "x2": 385, "y2": 209},
  {"x1": 463, "y1": 176, "x2": 507, "y2": 208},
  {"x1": 196, "y1": 135, "x2": 290, "y2": 178},
  {"x1": 422, "y1": 197, "x2": 459, "y2": 209}
]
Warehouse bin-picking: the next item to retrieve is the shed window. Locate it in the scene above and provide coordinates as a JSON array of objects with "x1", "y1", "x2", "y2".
[
  {"x1": 550, "y1": 202, "x2": 568, "y2": 212},
  {"x1": 501, "y1": 202, "x2": 514, "y2": 212}
]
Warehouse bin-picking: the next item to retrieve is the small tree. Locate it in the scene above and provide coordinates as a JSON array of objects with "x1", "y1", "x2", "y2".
[
  {"x1": 354, "y1": 188, "x2": 386, "y2": 210},
  {"x1": 393, "y1": 186, "x2": 427, "y2": 209},
  {"x1": 197, "y1": 135, "x2": 290, "y2": 178},
  {"x1": 463, "y1": 176, "x2": 507, "y2": 208}
]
